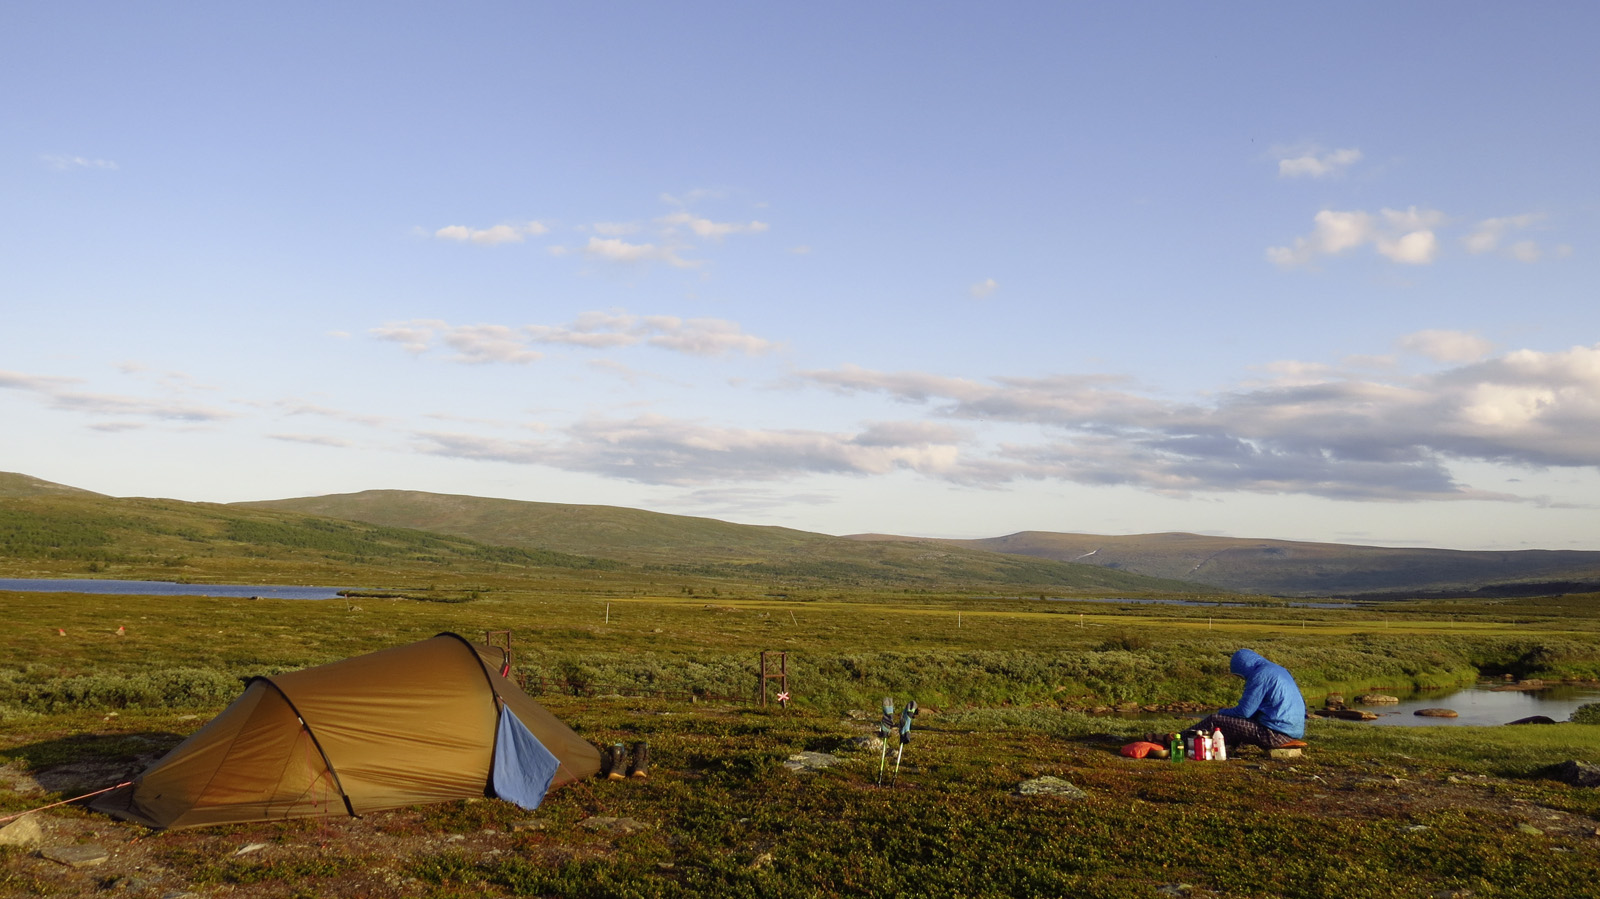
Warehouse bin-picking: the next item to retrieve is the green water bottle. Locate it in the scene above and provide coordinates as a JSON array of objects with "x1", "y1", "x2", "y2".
[{"x1": 1169, "y1": 732, "x2": 1182, "y2": 763}]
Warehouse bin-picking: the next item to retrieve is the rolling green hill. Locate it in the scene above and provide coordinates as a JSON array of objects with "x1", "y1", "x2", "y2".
[
  {"x1": 878, "y1": 530, "x2": 1600, "y2": 597},
  {"x1": 17, "y1": 471, "x2": 1593, "y2": 597},
  {"x1": 0, "y1": 475, "x2": 1197, "y2": 594},
  {"x1": 0, "y1": 472, "x2": 105, "y2": 499},
  {"x1": 0, "y1": 478, "x2": 621, "y2": 588},
  {"x1": 236, "y1": 490, "x2": 1198, "y2": 593}
]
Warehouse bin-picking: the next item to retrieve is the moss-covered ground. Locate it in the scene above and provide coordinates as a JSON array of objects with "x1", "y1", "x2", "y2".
[{"x1": 2, "y1": 588, "x2": 1598, "y2": 897}]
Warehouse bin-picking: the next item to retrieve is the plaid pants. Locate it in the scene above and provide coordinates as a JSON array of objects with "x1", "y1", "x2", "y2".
[{"x1": 1186, "y1": 714, "x2": 1299, "y2": 750}]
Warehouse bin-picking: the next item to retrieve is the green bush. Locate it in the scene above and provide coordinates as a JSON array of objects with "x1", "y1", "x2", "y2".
[
  {"x1": 0, "y1": 667, "x2": 243, "y2": 712},
  {"x1": 1571, "y1": 702, "x2": 1600, "y2": 725}
]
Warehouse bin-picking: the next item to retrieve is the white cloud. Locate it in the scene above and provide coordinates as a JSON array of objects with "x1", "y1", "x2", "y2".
[
  {"x1": 269, "y1": 433, "x2": 356, "y2": 448},
  {"x1": 41, "y1": 155, "x2": 119, "y2": 171},
  {"x1": 1266, "y1": 209, "x2": 1373, "y2": 266},
  {"x1": 373, "y1": 312, "x2": 779, "y2": 361},
  {"x1": 657, "y1": 212, "x2": 770, "y2": 239},
  {"x1": 1398, "y1": 330, "x2": 1494, "y2": 363},
  {"x1": 576, "y1": 236, "x2": 700, "y2": 268},
  {"x1": 660, "y1": 189, "x2": 727, "y2": 207},
  {"x1": 1375, "y1": 229, "x2": 1438, "y2": 264},
  {"x1": 277, "y1": 402, "x2": 392, "y2": 428},
  {"x1": 370, "y1": 319, "x2": 445, "y2": 354},
  {"x1": 797, "y1": 344, "x2": 1600, "y2": 500},
  {"x1": 440, "y1": 324, "x2": 544, "y2": 364},
  {"x1": 1277, "y1": 147, "x2": 1362, "y2": 178},
  {"x1": 642, "y1": 316, "x2": 779, "y2": 357},
  {"x1": 434, "y1": 221, "x2": 548, "y2": 245},
  {"x1": 1463, "y1": 214, "x2": 1559, "y2": 263},
  {"x1": 0, "y1": 368, "x2": 235, "y2": 423},
  {"x1": 416, "y1": 415, "x2": 967, "y2": 486},
  {"x1": 1269, "y1": 207, "x2": 1444, "y2": 267},
  {"x1": 969, "y1": 278, "x2": 999, "y2": 299}
]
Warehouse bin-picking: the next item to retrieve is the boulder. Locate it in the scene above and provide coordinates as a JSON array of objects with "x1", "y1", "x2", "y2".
[
  {"x1": 1507, "y1": 715, "x2": 1556, "y2": 726},
  {"x1": 0, "y1": 815, "x2": 43, "y2": 848},
  {"x1": 1015, "y1": 776, "x2": 1087, "y2": 799},
  {"x1": 1414, "y1": 708, "x2": 1458, "y2": 718},
  {"x1": 1267, "y1": 748, "x2": 1304, "y2": 760},
  {"x1": 782, "y1": 751, "x2": 843, "y2": 773},
  {"x1": 1552, "y1": 760, "x2": 1600, "y2": 788},
  {"x1": 1323, "y1": 693, "x2": 1346, "y2": 710},
  {"x1": 41, "y1": 844, "x2": 109, "y2": 868},
  {"x1": 1355, "y1": 693, "x2": 1399, "y2": 705}
]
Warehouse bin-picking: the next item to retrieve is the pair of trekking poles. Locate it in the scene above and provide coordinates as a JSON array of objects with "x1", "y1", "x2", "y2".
[{"x1": 876, "y1": 697, "x2": 917, "y2": 786}]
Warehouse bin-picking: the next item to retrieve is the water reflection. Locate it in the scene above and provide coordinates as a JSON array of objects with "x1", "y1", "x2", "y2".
[{"x1": 1344, "y1": 683, "x2": 1600, "y2": 727}]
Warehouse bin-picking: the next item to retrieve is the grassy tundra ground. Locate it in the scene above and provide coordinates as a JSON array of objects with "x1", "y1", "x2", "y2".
[{"x1": 2, "y1": 588, "x2": 1598, "y2": 898}]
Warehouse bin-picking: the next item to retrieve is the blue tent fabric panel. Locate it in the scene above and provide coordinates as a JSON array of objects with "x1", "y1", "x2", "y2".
[{"x1": 492, "y1": 707, "x2": 562, "y2": 810}]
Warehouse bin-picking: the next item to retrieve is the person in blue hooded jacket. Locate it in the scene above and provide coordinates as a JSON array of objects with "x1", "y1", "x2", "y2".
[{"x1": 1189, "y1": 649, "x2": 1308, "y2": 751}]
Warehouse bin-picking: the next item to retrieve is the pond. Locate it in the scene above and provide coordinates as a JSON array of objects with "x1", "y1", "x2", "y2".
[
  {"x1": 1348, "y1": 682, "x2": 1600, "y2": 728},
  {"x1": 0, "y1": 577, "x2": 351, "y2": 601}
]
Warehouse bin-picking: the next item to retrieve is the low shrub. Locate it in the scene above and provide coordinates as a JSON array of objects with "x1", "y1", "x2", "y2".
[{"x1": 1571, "y1": 702, "x2": 1600, "y2": 725}]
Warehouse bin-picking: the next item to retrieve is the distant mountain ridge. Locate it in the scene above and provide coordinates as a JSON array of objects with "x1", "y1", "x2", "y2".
[
  {"x1": 234, "y1": 489, "x2": 1195, "y2": 592},
  {"x1": 850, "y1": 530, "x2": 1600, "y2": 597},
  {"x1": 6, "y1": 472, "x2": 1598, "y2": 597}
]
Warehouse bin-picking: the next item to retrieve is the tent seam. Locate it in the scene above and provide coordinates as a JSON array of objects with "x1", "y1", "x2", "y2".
[{"x1": 259, "y1": 677, "x2": 357, "y2": 818}]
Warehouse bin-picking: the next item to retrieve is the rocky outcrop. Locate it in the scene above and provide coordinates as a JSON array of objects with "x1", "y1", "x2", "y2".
[{"x1": 1551, "y1": 760, "x2": 1600, "y2": 788}]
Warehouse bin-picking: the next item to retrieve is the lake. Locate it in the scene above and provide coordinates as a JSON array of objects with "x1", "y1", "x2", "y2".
[
  {"x1": 1351, "y1": 682, "x2": 1600, "y2": 727},
  {"x1": 0, "y1": 577, "x2": 351, "y2": 601}
]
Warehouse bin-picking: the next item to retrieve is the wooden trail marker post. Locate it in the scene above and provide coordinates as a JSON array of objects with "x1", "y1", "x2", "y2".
[{"x1": 760, "y1": 651, "x2": 789, "y2": 708}]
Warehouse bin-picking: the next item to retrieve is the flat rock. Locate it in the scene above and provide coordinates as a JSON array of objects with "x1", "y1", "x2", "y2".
[
  {"x1": 783, "y1": 751, "x2": 843, "y2": 773},
  {"x1": 1355, "y1": 693, "x2": 1399, "y2": 705},
  {"x1": 1321, "y1": 709, "x2": 1378, "y2": 721},
  {"x1": 1415, "y1": 708, "x2": 1458, "y2": 718},
  {"x1": 580, "y1": 816, "x2": 651, "y2": 835},
  {"x1": 0, "y1": 815, "x2": 43, "y2": 848},
  {"x1": 41, "y1": 844, "x2": 110, "y2": 868},
  {"x1": 1015, "y1": 776, "x2": 1087, "y2": 799},
  {"x1": 1267, "y1": 748, "x2": 1304, "y2": 760},
  {"x1": 1552, "y1": 760, "x2": 1600, "y2": 788}
]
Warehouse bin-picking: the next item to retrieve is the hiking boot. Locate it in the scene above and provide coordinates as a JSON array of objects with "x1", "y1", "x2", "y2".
[
  {"x1": 629, "y1": 741, "x2": 649, "y2": 779},
  {"x1": 606, "y1": 743, "x2": 628, "y2": 780}
]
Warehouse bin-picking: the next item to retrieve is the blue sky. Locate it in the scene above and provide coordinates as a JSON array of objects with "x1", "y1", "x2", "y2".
[{"x1": 4, "y1": 3, "x2": 1599, "y2": 550}]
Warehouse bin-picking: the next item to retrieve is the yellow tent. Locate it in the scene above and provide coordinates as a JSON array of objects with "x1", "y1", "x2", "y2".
[{"x1": 93, "y1": 633, "x2": 601, "y2": 830}]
